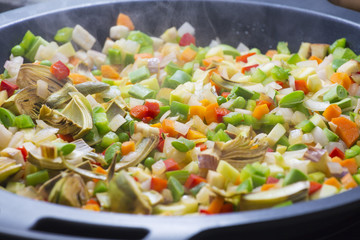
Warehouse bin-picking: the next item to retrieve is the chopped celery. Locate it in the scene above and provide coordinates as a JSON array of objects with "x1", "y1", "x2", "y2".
[
  {"x1": 329, "y1": 38, "x2": 346, "y2": 54},
  {"x1": 168, "y1": 176, "x2": 184, "y2": 202},
  {"x1": 14, "y1": 114, "x2": 35, "y2": 129},
  {"x1": 129, "y1": 84, "x2": 155, "y2": 99},
  {"x1": 231, "y1": 85, "x2": 254, "y2": 100},
  {"x1": 283, "y1": 168, "x2": 308, "y2": 186},
  {"x1": 129, "y1": 66, "x2": 151, "y2": 84},
  {"x1": 222, "y1": 112, "x2": 244, "y2": 126},
  {"x1": 295, "y1": 120, "x2": 315, "y2": 133},
  {"x1": 277, "y1": 41, "x2": 290, "y2": 54},
  {"x1": 170, "y1": 101, "x2": 189, "y2": 121},
  {"x1": 165, "y1": 170, "x2": 190, "y2": 184}
]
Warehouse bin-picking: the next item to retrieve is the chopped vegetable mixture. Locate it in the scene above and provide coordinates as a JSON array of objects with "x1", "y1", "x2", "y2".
[{"x1": 1, "y1": 13, "x2": 360, "y2": 215}]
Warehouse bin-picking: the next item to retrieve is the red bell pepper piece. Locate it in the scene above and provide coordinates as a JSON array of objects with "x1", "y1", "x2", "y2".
[
  {"x1": 220, "y1": 203, "x2": 234, "y2": 213},
  {"x1": 235, "y1": 52, "x2": 256, "y2": 63},
  {"x1": 163, "y1": 158, "x2": 180, "y2": 171},
  {"x1": 295, "y1": 79, "x2": 309, "y2": 94},
  {"x1": 329, "y1": 147, "x2": 345, "y2": 159},
  {"x1": 309, "y1": 181, "x2": 322, "y2": 195},
  {"x1": 16, "y1": 146, "x2": 28, "y2": 161},
  {"x1": 141, "y1": 116, "x2": 153, "y2": 123},
  {"x1": 241, "y1": 64, "x2": 259, "y2": 74},
  {"x1": 50, "y1": 60, "x2": 70, "y2": 80},
  {"x1": 221, "y1": 91, "x2": 231, "y2": 98},
  {"x1": 196, "y1": 143, "x2": 207, "y2": 151},
  {"x1": 266, "y1": 176, "x2": 280, "y2": 184},
  {"x1": 179, "y1": 33, "x2": 196, "y2": 46},
  {"x1": 150, "y1": 177, "x2": 168, "y2": 192},
  {"x1": 57, "y1": 134, "x2": 74, "y2": 142},
  {"x1": 184, "y1": 174, "x2": 206, "y2": 189},
  {"x1": 215, "y1": 107, "x2": 231, "y2": 123},
  {"x1": 144, "y1": 101, "x2": 160, "y2": 118},
  {"x1": 130, "y1": 105, "x2": 149, "y2": 119},
  {"x1": 0, "y1": 80, "x2": 19, "y2": 97}
]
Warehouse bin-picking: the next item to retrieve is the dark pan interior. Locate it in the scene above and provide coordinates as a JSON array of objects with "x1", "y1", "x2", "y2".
[{"x1": 1, "y1": 0, "x2": 360, "y2": 239}]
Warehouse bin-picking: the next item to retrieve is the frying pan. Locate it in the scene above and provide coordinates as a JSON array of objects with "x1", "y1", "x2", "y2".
[{"x1": 0, "y1": 0, "x2": 360, "y2": 239}]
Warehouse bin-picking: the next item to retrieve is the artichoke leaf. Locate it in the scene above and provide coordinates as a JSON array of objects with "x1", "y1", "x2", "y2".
[
  {"x1": 105, "y1": 97, "x2": 127, "y2": 121},
  {"x1": 39, "y1": 95, "x2": 92, "y2": 139},
  {"x1": 27, "y1": 150, "x2": 65, "y2": 170},
  {"x1": 240, "y1": 181, "x2": 309, "y2": 210},
  {"x1": 16, "y1": 64, "x2": 70, "y2": 92},
  {"x1": 75, "y1": 81, "x2": 110, "y2": 95},
  {"x1": 115, "y1": 135, "x2": 159, "y2": 171},
  {"x1": 0, "y1": 157, "x2": 22, "y2": 183},
  {"x1": 48, "y1": 173, "x2": 90, "y2": 207},
  {"x1": 2, "y1": 85, "x2": 44, "y2": 119},
  {"x1": 108, "y1": 170, "x2": 151, "y2": 214},
  {"x1": 45, "y1": 83, "x2": 78, "y2": 109}
]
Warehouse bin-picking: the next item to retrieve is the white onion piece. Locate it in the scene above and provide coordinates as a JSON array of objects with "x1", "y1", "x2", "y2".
[
  {"x1": 283, "y1": 149, "x2": 307, "y2": 160},
  {"x1": 151, "y1": 160, "x2": 166, "y2": 176},
  {"x1": 208, "y1": 122, "x2": 218, "y2": 131},
  {"x1": 353, "y1": 99, "x2": 360, "y2": 114},
  {"x1": 177, "y1": 22, "x2": 195, "y2": 37},
  {"x1": 159, "y1": 110, "x2": 171, "y2": 123},
  {"x1": 87, "y1": 50, "x2": 106, "y2": 66},
  {"x1": 174, "y1": 121, "x2": 190, "y2": 136},
  {"x1": 297, "y1": 60, "x2": 318, "y2": 68},
  {"x1": 302, "y1": 133, "x2": 314, "y2": 144},
  {"x1": 8, "y1": 131, "x2": 24, "y2": 148},
  {"x1": 109, "y1": 114, "x2": 126, "y2": 132},
  {"x1": 102, "y1": 39, "x2": 115, "y2": 54},
  {"x1": 348, "y1": 83, "x2": 359, "y2": 96},
  {"x1": 304, "y1": 99, "x2": 330, "y2": 112},
  {"x1": 209, "y1": 39, "x2": 220, "y2": 48},
  {"x1": 72, "y1": 25, "x2": 96, "y2": 50},
  {"x1": 234, "y1": 108, "x2": 252, "y2": 115},
  {"x1": 275, "y1": 108, "x2": 293, "y2": 123},
  {"x1": 141, "y1": 178, "x2": 151, "y2": 191},
  {"x1": 159, "y1": 52, "x2": 177, "y2": 68},
  {"x1": 36, "y1": 80, "x2": 49, "y2": 99},
  {"x1": 236, "y1": 42, "x2": 249, "y2": 53},
  {"x1": 311, "y1": 83, "x2": 334, "y2": 100},
  {"x1": 278, "y1": 87, "x2": 293, "y2": 95},
  {"x1": 220, "y1": 99, "x2": 235, "y2": 109},
  {"x1": 4, "y1": 56, "x2": 23, "y2": 79},
  {"x1": 241, "y1": 83, "x2": 265, "y2": 93},
  {"x1": 312, "y1": 126, "x2": 329, "y2": 147},
  {"x1": 72, "y1": 139, "x2": 93, "y2": 154},
  {"x1": 0, "y1": 90, "x2": 8, "y2": 106},
  {"x1": 50, "y1": 52, "x2": 69, "y2": 64},
  {"x1": 129, "y1": 97, "x2": 144, "y2": 109},
  {"x1": 325, "y1": 141, "x2": 346, "y2": 154},
  {"x1": 288, "y1": 75, "x2": 295, "y2": 90}
]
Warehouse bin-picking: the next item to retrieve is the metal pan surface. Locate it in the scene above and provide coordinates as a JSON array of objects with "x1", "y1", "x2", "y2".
[{"x1": 0, "y1": 0, "x2": 360, "y2": 239}]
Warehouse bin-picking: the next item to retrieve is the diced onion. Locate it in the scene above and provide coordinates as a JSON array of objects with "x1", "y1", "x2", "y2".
[
  {"x1": 304, "y1": 99, "x2": 330, "y2": 112},
  {"x1": 87, "y1": 50, "x2": 106, "y2": 66},
  {"x1": 174, "y1": 121, "x2": 190, "y2": 136},
  {"x1": 0, "y1": 124, "x2": 13, "y2": 149},
  {"x1": 72, "y1": 24, "x2": 96, "y2": 50},
  {"x1": 236, "y1": 42, "x2": 249, "y2": 53},
  {"x1": 0, "y1": 90, "x2": 8, "y2": 106},
  {"x1": 302, "y1": 133, "x2": 314, "y2": 144},
  {"x1": 129, "y1": 97, "x2": 144, "y2": 109},
  {"x1": 296, "y1": 60, "x2": 318, "y2": 68},
  {"x1": 151, "y1": 158, "x2": 166, "y2": 176},
  {"x1": 177, "y1": 22, "x2": 195, "y2": 37},
  {"x1": 109, "y1": 114, "x2": 126, "y2": 132},
  {"x1": 36, "y1": 80, "x2": 49, "y2": 99},
  {"x1": 311, "y1": 126, "x2": 329, "y2": 147},
  {"x1": 234, "y1": 108, "x2": 252, "y2": 115},
  {"x1": 159, "y1": 110, "x2": 171, "y2": 123}
]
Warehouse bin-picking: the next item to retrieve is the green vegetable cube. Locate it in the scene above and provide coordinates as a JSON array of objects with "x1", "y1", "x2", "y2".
[{"x1": 129, "y1": 66, "x2": 151, "y2": 84}]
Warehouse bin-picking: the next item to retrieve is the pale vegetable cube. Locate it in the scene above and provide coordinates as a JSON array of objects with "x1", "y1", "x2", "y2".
[
  {"x1": 177, "y1": 22, "x2": 195, "y2": 37},
  {"x1": 216, "y1": 160, "x2": 240, "y2": 184},
  {"x1": 110, "y1": 25, "x2": 130, "y2": 40},
  {"x1": 310, "y1": 184, "x2": 338, "y2": 200},
  {"x1": 72, "y1": 25, "x2": 96, "y2": 50},
  {"x1": 267, "y1": 123, "x2": 286, "y2": 147}
]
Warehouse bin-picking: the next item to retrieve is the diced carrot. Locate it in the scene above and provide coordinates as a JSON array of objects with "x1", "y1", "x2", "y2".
[
  {"x1": 265, "y1": 50, "x2": 278, "y2": 58},
  {"x1": 205, "y1": 103, "x2": 219, "y2": 124},
  {"x1": 95, "y1": 166, "x2": 107, "y2": 175},
  {"x1": 69, "y1": 73, "x2": 88, "y2": 85},
  {"x1": 186, "y1": 129, "x2": 206, "y2": 140},
  {"x1": 309, "y1": 55, "x2": 323, "y2": 64},
  {"x1": 150, "y1": 177, "x2": 168, "y2": 192},
  {"x1": 180, "y1": 47, "x2": 197, "y2": 62},
  {"x1": 162, "y1": 119, "x2": 177, "y2": 137},
  {"x1": 252, "y1": 104, "x2": 269, "y2": 120},
  {"x1": 331, "y1": 156, "x2": 343, "y2": 164},
  {"x1": 69, "y1": 56, "x2": 80, "y2": 66},
  {"x1": 294, "y1": 79, "x2": 309, "y2": 94},
  {"x1": 199, "y1": 99, "x2": 211, "y2": 107},
  {"x1": 323, "y1": 104, "x2": 342, "y2": 121},
  {"x1": 82, "y1": 203, "x2": 100, "y2": 211},
  {"x1": 151, "y1": 123, "x2": 162, "y2": 128},
  {"x1": 220, "y1": 203, "x2": 234, "y2": 213},
  {"x1": 261, "y1": 183, "x2": 277, "y2": 191},
  {"x1": 202, "y1": 56, "x2": 224, "y2": 67},
  {"x1": 121, "y1": 141, "x2": 135, "y2": 156},
  {"x1": 309, "y1": 181, "x2": 322, "y2": 195},
  {"x1": 330, "y1": 72, "x2": 352, "y2": 90},
  {"x1": 116, "y1": 13, "x2": 134, "y2": 30},
  {"x1": 101, "y1": 65, "x2": 120, "y2": 79},
  {"x1": 331, "y1": 117, "x2": 359, "y2": 148},
  {"x1": 196, "y1": 143, "x2": 207, "y2": 151},
  {"x1": 94, "y1": 75, "x2": 102, "y2": 81},
  {"x1": 134, "y1": 53, "x2": 153, "y2": 60},
  {"x1": 323, "y1": 177, "x2": 342, "y2": 189},
  {"x1": 341, "y1": 173, "x2": 358, "y2": 189},
  {"x1": 189, "y1": 105, "x2": 206, "y2": 120},
  {"x1": 207, "y1": 196, "x2": 224, "y2": 214},
  {"x1": 340, "y1": 158, "x2": 358, "y2": 174},
  {"x1": 256, "y1": 100, "x2": 272, "y2": 108}
]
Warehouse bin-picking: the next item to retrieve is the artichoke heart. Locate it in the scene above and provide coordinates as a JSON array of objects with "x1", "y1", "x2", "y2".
[
  {"x1": 2, "y1": 85, "x2": 44, "y2": 119},
  {"x1": 240, "y1": 181, "x2": 309, "y2": 210},
  {"x1": 46, "y1": 83, "x2": 78, "y2": 109},
  {"x1": 48, "y1": 173, "x2": 90, "y2": 207},
  {"x1": 39, "y1": 95, "x2": 92, "y2": 139},
  {"x1": 115, "y1": 134, "x2": 159, "y2": 171},
  {"x1": 0, "y1": 157, "x2": 22, "y2": 183},
  {"x1": 16, "y1": 64, "x2": 70, "y2": 92},
  {"x1": 108, "y1": 170, "x2": 151, "y2": 214},
  {"x1": 214, "y1": 131, "x2": 268, "y2": 170}
]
